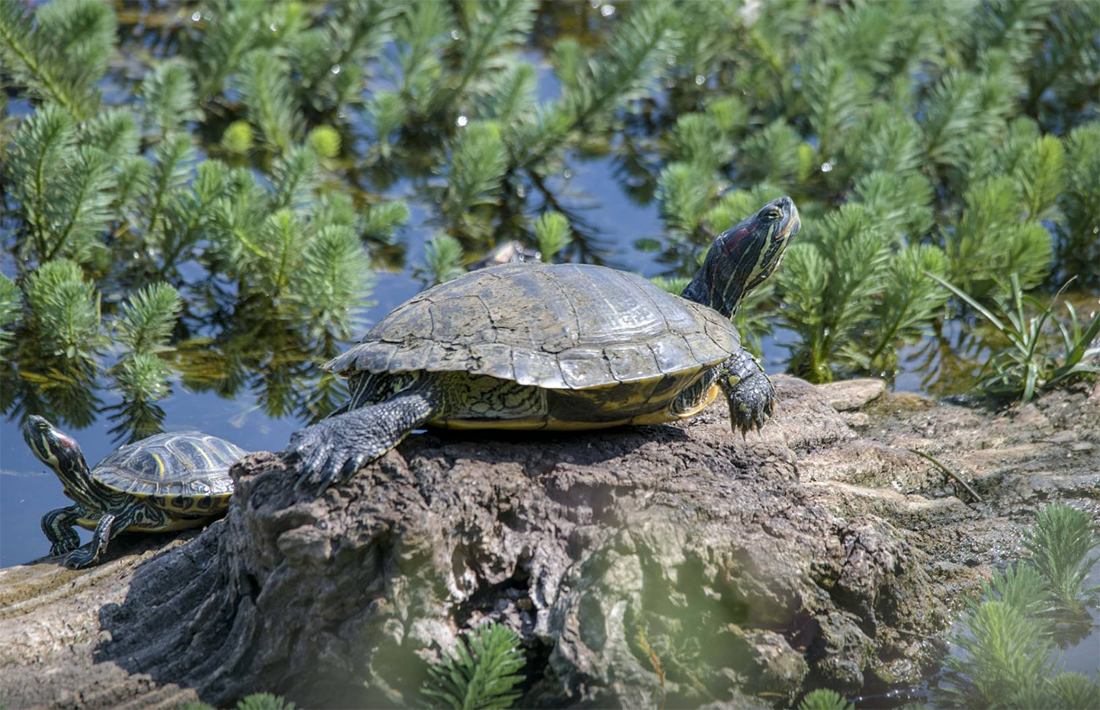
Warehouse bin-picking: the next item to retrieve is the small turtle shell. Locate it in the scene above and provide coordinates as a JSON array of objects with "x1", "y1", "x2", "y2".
[
  {"x1": 92, "y1": 432, "x2": 246, "y2": 505},
  {"x1": 326, "y1": 263, "x2": 741, "y2": 390}
]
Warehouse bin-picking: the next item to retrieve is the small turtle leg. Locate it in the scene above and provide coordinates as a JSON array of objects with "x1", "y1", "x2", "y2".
[
  {"x1": 41, "y1": 504, "x2": 85, "y2": 557},
  {"x1": 286, "y1": 390, "x2": 440, "y2": 495},
  {"x1": 65, "y1": 512, "x2": 118, "y2": 569},
  {"x1": 63, "y1": 503, "x2": 144, "y2": 569},
  {"x1": 718, "y1": 348, "x2": 777, "y2": 435}
]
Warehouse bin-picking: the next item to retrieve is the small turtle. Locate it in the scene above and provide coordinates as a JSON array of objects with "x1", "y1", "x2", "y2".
[
  {"x1": 22, "y1": 416, "x2": 247, "y2": 568},
  {"x1": 289, "y1": 197, "x2": 800, "y2": 492}
]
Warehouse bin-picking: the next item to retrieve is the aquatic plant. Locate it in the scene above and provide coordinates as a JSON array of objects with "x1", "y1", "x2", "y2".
[
  {"x1": 422, "y1": 623, "x2": 526, "y2": 710},
  {"x1": 1023, "y1": 503, "x2": 1100, "y2": 621},
  {"x1": 937, "y1": 504, "x2": 1100, "y2": 709},
  {"x1": 2, "y1": 0, "x2": 1098, "y2": 433},
  {"x1": 929, "y1": 274, "x2": 1100, "y2": 403},
  {"x1": 534, "y1": 212, "x2": 573, "y2": 263},
  {"x1": 940, "y1": 600, "x2": 1057, "y2": 707},
  {"x1": 798, "y1": 689, "x2": 854, "y2": 710},
  {"x1": 416, "y1": 235, "x2": 467, "y2": 287}
]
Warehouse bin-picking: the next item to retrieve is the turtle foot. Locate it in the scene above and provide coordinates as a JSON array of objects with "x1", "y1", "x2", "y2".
[
  {"x1": 727, "y1": 371, "x2": 776, "y2": 435},
  {"x1": 49, "y1": 534, "x2": 80, "y2": 557},
  {"x1": 286, "y1": 414, "x2": 377, "y2": 495},
  {"x1": 64, "y1": 546, "x2": 98, "y2": 569}
]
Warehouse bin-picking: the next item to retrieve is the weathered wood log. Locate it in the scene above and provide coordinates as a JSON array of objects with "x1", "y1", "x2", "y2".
[{"x1": 2, "y1": 377, "x2": 1097, "y2": 710}]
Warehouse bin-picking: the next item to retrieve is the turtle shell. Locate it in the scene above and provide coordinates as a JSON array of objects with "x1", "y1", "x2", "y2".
[
  {"x1": 326, "y1": 263, "x2": 741, "y2": 389},
  {"x1": 92, "y1": 432, "x2": 246, "y2": 504}
]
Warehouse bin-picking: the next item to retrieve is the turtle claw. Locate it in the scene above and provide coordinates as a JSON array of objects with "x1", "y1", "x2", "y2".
[{"x1": 340, "y1": 454, "x2": 367, "y2": 483}]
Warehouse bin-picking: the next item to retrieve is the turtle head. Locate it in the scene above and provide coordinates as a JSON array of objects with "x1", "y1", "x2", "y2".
[
  {"x1": 23, "y1": 415, "x2": 91, "y2": 487},
  {"x1": 681, "y1": 196, "x2": 801, "y2": 318}
]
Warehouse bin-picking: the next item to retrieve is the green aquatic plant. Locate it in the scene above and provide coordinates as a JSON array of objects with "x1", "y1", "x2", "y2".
[
  {"x1": 937, "y1": 503, "x2": 1100, "y2": 709},
  {"x1": 0, "y1": 275, "x2": 19, "y2": 354},
  {"x1": 1023, "y1": 503, "x2": 1100, "y2": 621},
  {"x1": 107, "y1": 283, "x2": 183, "y2": 442},
  {"x1": 929, "y1": 274, "x2": 1100, "y2": 403},
  {"x1": 422, "y1": 623, "x2": 526, "y2": 710},
  {"x1": 0, "y1": 0, "x2": 114, "y2": 118},
  {"x1": 940, "y1": 600, "x2": 1056, "y2": 708},
  {"x1": 534, "y1": 212, "x2": 573, "y2": 263},
  {"x1": 1057, "y1": 122, "x2": 1100, "y2": 284},
  {"x1": 1008, "y1": 672, "x2": 1100, "y2": 710},
  {"x1": 798, "y1": 689, "x2": 854, "y2": 710},
  {"x1": 416, "y1": 235, "x2": 467, "y2": 287}
]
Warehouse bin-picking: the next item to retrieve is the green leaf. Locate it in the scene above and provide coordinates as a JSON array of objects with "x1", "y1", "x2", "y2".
[
  {"x1": 422, "y1": 624, "x2": 526, "y2": 710},
  {"x1": 236, "y1": 693, "x2": 297, "y2": 710},
  {"x1": 416, "y1": 235, "x2": 466, "y2": 286},
  {"x1": 116, "y1": 283, "x2": 182, "y2": 356},
  {"x1": 139, "y1": 62, "x2": 200, "y2": 136},
  {"x1": 0, "y1": 274, "x2": 21, "y2": 353},
  {"x1": 447, "y1": 121, "x2": 508, "y2": 215},
  {"x1": 533, "y1": 212, "x2": 572, "y2": 262},
  {"x1": 237, "y1": 49, "x2": 302, "y2": 153},
  {"x1": 24, "y1": 260, "x2": 102, "y2": 366},
  {"x1": 799, "y1": 689, "x2": 854, "y2": 710}
]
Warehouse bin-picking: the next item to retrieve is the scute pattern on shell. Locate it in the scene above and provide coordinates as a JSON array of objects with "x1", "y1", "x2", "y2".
[
  {"x1": 93, "y1": 432, "x2": 245, "y2": 498},
  {"x1": 325, "y1": 264, "x2": 741, "y2": 389}
]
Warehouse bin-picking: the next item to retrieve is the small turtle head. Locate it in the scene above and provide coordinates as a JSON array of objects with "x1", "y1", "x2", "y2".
[
  {"x1": 23, "y1": 415, "x2": 89, "y2": 484},
  {"x1": 682, "y1": 197, "x2": 801, "y2": 318}
]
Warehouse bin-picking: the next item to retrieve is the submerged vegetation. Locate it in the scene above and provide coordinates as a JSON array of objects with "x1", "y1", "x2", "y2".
[
  {"x1": 938, "y1": 504, "x2": 1100, "y2": 709},
  {"x1": 1, "y1": 0, "x2": 1097, "y2": 440}
]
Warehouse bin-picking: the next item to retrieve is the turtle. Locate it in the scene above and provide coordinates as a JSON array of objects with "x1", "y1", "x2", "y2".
[
  {"x1": 288, "y1": 197, "x2": 801, "y2": 493},
  {"x1": 22, "y1": 415, "x2": 248, "y2": 569}
]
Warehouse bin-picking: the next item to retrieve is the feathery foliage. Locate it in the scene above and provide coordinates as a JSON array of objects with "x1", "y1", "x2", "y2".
[
  {"x1": 1023, "y1": 504, "x2": 1100, "y2": 620},
  {"x1": 422, "y1": 623, "x2": 526, "y2": 710},
  {"x1": 23, "y1": 260, "x2": 101, "y2": 366},
  {"x1": 0, "y1": 0, "x2": 114, "y2": 118},
  {"x1": 0, "y1": 275, "x2": 19, "y2": 354},
  {"x1": 416, "y1": 235, "x2": 467, "y2": 287},
  {"x1": 937, "y1": 503, "x2": 1100, "y2": 709},
  {"x1": 798, "y1": 689, "x2": 855, "y2": 710},
  {"x1": 534, "y1": 212, "x2": 573, "y2": 263}
]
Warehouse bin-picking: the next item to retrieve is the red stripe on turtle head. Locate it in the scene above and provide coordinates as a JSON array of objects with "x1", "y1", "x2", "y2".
[{"x1": 719, "y1": 227, "x2": 750, "y2": 255}]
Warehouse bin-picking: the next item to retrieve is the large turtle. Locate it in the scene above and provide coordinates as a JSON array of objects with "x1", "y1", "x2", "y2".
[
  {"x1": 289, "y1": 197, "x2": 800, "y2": 492},
  {"x1": 22, "y1": 415, "x2": 248, "y2": 568}
]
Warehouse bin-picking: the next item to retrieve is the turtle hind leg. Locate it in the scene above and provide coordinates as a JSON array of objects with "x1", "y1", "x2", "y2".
[
  {"x1": 287, "y1": 389, "x2": 440, "y2": 495},
  {"x1": 718, "y1": 349, "x2": 776, "y2": 435},
  {"x1": 42, "y1": 504, "x2": 85, "y2": 557}
]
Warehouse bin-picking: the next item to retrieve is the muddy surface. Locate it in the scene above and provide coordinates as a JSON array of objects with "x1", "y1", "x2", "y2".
[{"x1": 1, "y1": 376, "x2": 1096, "y2": 709}]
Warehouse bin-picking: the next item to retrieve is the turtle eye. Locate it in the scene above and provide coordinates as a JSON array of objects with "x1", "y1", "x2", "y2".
[{"x1": 765, "y1": 208, "x2": 781, "y2": 221}]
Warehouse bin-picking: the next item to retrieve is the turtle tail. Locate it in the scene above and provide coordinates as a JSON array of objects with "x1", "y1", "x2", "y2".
[{"x1": 286, "y1": 390, "x2": 439, "y2": 494}]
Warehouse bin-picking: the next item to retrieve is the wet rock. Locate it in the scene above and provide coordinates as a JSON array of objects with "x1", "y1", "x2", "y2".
[
  {"x1": 1, "y1": 378, "x2": 1098, "y2": 709},
  {"x1": 817, "y1": 379, "x2": 887, "y2": 411}
]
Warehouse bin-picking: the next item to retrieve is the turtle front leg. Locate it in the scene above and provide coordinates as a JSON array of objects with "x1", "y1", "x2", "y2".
[
  {"x1": 42, "y1": 504, "x2": 85, "y2": 557},
  {"x1": 65, "y1": 512, "x2": 119, "y2": 569},
  {"x1": 286, "y1": 390, "x2": 440, "y2": 495},
  {"x1": 63, "y1": 503, "x2": 146, "y2": 569},
  {"x1": 718, "y1": 349, "x2": 776, "y2": 434}
]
